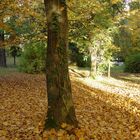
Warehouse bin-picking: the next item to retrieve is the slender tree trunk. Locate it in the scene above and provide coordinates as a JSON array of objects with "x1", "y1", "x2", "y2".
[
  {"x1": 108, "y1": 60, "x2": 111, "y2": 78},
  {"x1": 90, "y1": 53, "x2": 97, "y2": 77},
  {"x1": 0, "y1": 32, "x2": 6, "y2": 67},
  {"x1": 44, "y1": 0, "x2": 78, "y2": 129},
  {"x1": 89, "y1": 47, "x2": 97, "y2": 78},
  {"x1": 14, "y1": 56, "x2": 16, "y2": 65}
]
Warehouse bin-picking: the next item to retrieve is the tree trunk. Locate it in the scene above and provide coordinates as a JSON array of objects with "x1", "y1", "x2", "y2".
[
  {"x1": 14, "y1": 56, "x2": 16, "y2": 65},
  {"x1": 90, "y1": 53, "x2": 97, "y2": 77},
  {"x1": 108, "y1": 60, "x2": 111, "y2": 78},
  {"x1": 0, "y1": 32, "x2": 6, "y2": 67},
  {"x1": 89, "y1": 47, "x2": 97, "y2": 78},
  {"x1": 44, "y1": 0, "x2": 78, "y2": 129}
]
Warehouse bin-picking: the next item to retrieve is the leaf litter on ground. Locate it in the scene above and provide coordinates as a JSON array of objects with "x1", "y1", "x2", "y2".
[{"x1": 0, "y1": 73, "x2": 140, "y2": 140}]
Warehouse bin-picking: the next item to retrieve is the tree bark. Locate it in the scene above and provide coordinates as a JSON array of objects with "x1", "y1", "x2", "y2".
[
  {"x1": 89, "y1": 47, "x2": 97, "y2": 78},
  {"x1": 44, "y1": 0, "x2": 78, "y2": 129},
  {"x1": 0, "y1": 32, "x2": 6, "y2": 67},
  {"x1": 108, "y1": 60, "x2": 111, "y2": 78},
  {"x1": 13, "y1": 56, "x2": 16, "y2": 65}
]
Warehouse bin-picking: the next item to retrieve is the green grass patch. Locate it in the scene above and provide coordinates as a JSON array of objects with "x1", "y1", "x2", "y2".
[
  {"x1": 0, "y1": 67, "x2": 18, "y2": 76},
  {"x1": 111, "y1": 65, "x2": 125, "y2": 73},
  {"x1": 6, "y1": 56, "x2": 20, "y2": 67},
  {"x1": 0, "y1": 56, "x2": 20, "y2": 76}
]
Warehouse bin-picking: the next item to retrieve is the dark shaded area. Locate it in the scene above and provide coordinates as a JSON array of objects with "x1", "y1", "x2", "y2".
[
  {"x1": 69, "y1": 42, "x2": 90, "y2": 67},
  {"x1": 0, "y1": 32, "x2": 6, "y2": 67}
]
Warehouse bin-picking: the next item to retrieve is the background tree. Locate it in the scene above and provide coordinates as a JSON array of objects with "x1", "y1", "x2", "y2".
[
  {"x1": 0, "y1": 31, "x2": 6, "y2": 67},
  {"x1": 9, "y1": 46, "x2": 21, "y2": 65},
  {"x1": 113, "y1": 0, "x2": 140, "y2": 64},
  {"x1": 68, "y1": 0, "x2": 121, "y2": 77},
  {"x1": 0, "y1": 0, "x2": 46, "y2": 69},
  {"x1": 19, "y1": 41, "x2": 46, "y2": 73}
]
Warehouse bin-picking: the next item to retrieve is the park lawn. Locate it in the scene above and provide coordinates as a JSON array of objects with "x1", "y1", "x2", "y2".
[
  {"x1": 0, "y1": 71, "x2": 140, "y2": 140},
  {"x1": 111, "y1": 65, "x2": 125, "y2": 73},
  {"x1": 0, "y1": 56, "x2": 20, "y2": 76},
  {"x1": 0, "y1": 67, "x2": 18, "y2": 76}
]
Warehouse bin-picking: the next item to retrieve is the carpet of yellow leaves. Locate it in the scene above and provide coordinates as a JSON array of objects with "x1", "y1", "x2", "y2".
[{"x1": 0, "y1": 73, "x2": 140, "y2": 140}]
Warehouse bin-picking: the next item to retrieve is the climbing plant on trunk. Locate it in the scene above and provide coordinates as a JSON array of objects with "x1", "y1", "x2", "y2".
[{"x1": 44, "y1": 0, "x2": 78, "y2": 129}]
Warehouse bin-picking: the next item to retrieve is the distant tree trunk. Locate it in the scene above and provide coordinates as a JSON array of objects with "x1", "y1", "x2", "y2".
[
  {"x1": 10, "y1": 46, "x2": 18, "y2": 66},
  {"x1": 89, "y1": 47, "x2": 97, "y2": 78},
  {"x1": 44, "y1": 0, "x2": 78, "y2": 129},
  {"x1": 108, "y1": 60, "x2": 111, "y2": 78},
  {"x1": 0, "y1": 32, "x2": 6, "y2": 67},
  {"x1": 13, "y1": 56, "x2": 16, "y2": 65}
]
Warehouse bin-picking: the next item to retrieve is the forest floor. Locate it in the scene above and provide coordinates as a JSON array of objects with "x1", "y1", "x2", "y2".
[{"x1": 0, "y1": 70, "x2": 140, "y2": 140}]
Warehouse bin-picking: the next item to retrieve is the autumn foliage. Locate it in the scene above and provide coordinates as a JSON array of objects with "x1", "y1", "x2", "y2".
[{"x1": 0, "y1": 73, "x2": 140, "y2": 139}]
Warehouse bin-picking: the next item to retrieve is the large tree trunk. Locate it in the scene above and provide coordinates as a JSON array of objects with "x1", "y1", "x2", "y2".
[
  {"x1": 0, "y1": 32, "x2": 6, "y2": 67},
  {"x1": 44, "y1": 0, "x2": 78, "y2": 129}
]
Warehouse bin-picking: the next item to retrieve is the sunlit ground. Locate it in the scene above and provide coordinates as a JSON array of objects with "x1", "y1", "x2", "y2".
[{"x1": 70, "y1": 65, "x2": 140, "y2": 103}]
